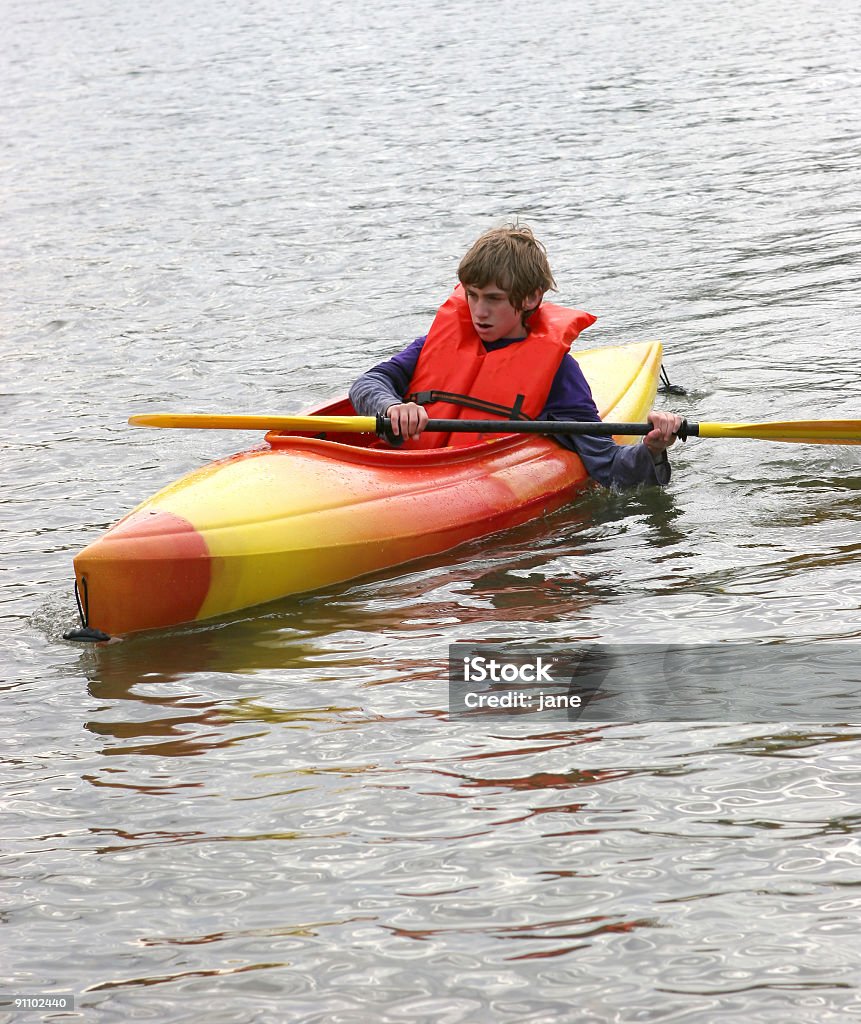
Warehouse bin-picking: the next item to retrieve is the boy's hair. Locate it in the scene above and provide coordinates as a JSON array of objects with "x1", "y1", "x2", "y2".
[{"x1": 457, "y1": 225, "x2": 557, "y2": 311}]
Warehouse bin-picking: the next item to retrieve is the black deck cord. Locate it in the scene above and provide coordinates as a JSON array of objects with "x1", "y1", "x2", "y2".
[
  {"x1": 63, "y1": 576, "x2": 111, "y2": 643},
  {"x1": 378, "y1": 391, "x2": 531, "y2": 446},
  {"x1": 407, "y1": 390, "x2": 531, "y2": 420},
  {"x1": 659, "y1": 364, "x2": 688, "y2": 396}
]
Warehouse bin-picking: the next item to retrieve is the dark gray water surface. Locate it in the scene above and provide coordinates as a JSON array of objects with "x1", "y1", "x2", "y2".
[{"x1": 3, "y1": 0, "x2": 861, "y2": 1020}]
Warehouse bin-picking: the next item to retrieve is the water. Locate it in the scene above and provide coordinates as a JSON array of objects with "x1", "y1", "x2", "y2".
[{"x1": 3, "y1": 0, "x2": 861, "y2": 1019}]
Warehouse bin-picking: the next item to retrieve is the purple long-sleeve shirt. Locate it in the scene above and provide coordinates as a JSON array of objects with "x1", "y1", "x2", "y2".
[{"x1": 349, "y1": 336, "x2": 670, "y2": 488}]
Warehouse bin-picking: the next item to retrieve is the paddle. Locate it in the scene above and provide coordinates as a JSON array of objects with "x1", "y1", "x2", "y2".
[{"x1": 128, "y1": 413, "x2": 861, "y2": 445}]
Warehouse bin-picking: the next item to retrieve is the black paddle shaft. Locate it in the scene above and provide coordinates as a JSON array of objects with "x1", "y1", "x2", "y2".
[{"x1": 375, "y1": 415, "x2": 693, "y2": 442}]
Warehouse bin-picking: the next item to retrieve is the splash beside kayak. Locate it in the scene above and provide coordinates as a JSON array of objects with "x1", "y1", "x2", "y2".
[{"x1": 71, "y1": 341, "x2": 662, "y2": 636}]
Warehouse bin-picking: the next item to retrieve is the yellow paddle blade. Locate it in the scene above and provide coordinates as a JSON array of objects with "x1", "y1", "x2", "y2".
[
  {"x1": 128, "y1": 413, "x2": 379, "y2": 433},
  {"x1": 697, "y1": 420, "x2": 861, "y2": 445}
]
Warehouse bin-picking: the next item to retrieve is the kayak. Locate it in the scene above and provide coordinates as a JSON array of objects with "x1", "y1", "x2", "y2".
[{"x1": 70, "y1": 340, "x2": 662, "y2": 636}]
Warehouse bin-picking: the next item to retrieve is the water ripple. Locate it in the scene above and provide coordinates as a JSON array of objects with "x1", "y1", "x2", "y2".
[{"x1": 4, "y1": 0, "x2": 861, "y2": 1019}]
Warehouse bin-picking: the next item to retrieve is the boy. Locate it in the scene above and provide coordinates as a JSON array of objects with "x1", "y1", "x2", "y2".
[{"x1": 349, "y1": 226, "x2": 681, "y2": 487}]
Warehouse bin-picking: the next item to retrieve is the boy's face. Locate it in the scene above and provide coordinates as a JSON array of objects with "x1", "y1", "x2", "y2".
[{"x1": 464, "y1": 283, "x2": 541, "y2": 343}]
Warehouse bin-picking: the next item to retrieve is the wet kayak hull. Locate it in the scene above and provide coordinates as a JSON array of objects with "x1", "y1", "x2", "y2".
[{"x1": 71, "y1": 341, "x2": 662, "y2": 635}]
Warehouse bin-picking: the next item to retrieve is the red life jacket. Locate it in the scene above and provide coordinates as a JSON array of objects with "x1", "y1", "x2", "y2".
[{"x1": 403, "y1": 287, "x2": 597, "y2": 448}]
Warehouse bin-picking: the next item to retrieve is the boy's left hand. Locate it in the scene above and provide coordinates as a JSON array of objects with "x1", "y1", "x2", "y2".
[{"x1": 644, "y1": 411, "x2": 683, "y2": 460}]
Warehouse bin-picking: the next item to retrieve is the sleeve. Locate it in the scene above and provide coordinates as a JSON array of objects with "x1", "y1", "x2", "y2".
[
  {"x1": 348, "y1": 338, "x2": 425, "y2": 417},
  {"x1": 540, "y1": 355, "x2": 671, "y2": 489}
]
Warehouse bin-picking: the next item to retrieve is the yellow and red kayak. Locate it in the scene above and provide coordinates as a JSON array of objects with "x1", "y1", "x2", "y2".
[{"x1": 71, "y1": 341, "x2": 662, "y2": 636}]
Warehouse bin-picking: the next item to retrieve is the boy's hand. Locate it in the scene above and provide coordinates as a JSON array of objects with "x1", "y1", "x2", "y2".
[
  {"x1": 385, "y1": 402, "x2": 429, "y2": 441},
  {"x1": 644, "y1": 410, "x2": 683, "y2": 460}
]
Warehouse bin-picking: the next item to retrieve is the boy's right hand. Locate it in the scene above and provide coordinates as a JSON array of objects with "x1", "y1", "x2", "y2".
[{"x1": 385, "y1": 402, "x2": 428, "y2": 441}]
